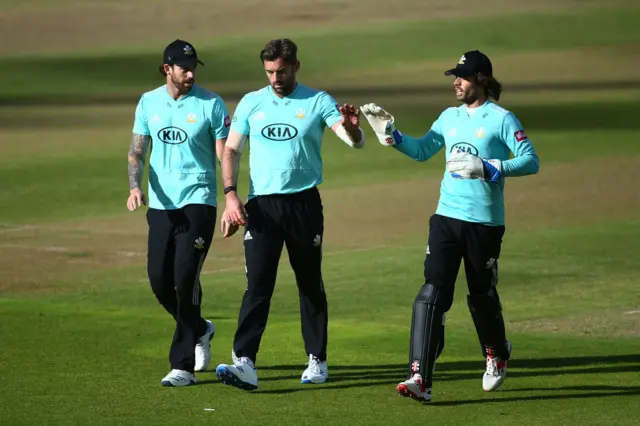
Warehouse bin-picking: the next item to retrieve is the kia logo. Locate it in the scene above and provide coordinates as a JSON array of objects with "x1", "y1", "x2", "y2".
[
  {"x1": 157, "y1": 127, "x2": 188, "y2": 145},
  {"x1": 261, "y1": 124, "x2": 298, "y2": 141}
]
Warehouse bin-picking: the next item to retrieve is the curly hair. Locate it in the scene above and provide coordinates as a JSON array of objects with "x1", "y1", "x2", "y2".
[{"x1": 476, "y1": 73, "x2": 502, "y2": 101}]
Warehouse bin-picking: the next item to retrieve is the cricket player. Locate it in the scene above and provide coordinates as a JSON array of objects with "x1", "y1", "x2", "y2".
[
  {"x1": 214, "y1": 38, "x2": 366, "y2": 391},
  {"x1": 126, "y1": 39, "x2": 232, "y2": 387},
  {"x1": 360, "y1": 50, "x2": 539, "y2": 402}
]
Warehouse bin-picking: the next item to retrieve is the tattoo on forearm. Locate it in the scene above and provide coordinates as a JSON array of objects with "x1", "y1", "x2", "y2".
[{"x1": 128, "y1": 133, "x2": 150, "y2": 190}]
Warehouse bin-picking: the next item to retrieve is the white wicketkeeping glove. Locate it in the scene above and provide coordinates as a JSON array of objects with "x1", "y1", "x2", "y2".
[
  {"x1": 360, "y1": 103, "x2": 399, "y2": 146},
  {"x1": 446, "y1": 150, "x2": 502, "y2": 182}
]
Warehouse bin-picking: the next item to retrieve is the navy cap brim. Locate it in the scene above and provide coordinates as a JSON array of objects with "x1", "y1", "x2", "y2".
[
  {"x1": 170, "y1": 59, "x2": 204, "y2": 67},
  {"x1": 444, "y1": 68, "x2": 475, "y2": 77}
]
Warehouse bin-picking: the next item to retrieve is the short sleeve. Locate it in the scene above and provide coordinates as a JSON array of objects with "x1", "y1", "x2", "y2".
[
  {"x1": 132, "y1": 96, "x2": 150, "y2": 136},
  {"x1": 210, "y1": 98, "x2": 231, "y2": 140},
  {"x1": 430, "y1": 111, "x2": 445, "y2": 140},
  {"x1": 230, "y1": 95, "x2": 252, "y2": 135},
  {"x1": 319, "y1": 92, "x2": 343, "y2": 128}
]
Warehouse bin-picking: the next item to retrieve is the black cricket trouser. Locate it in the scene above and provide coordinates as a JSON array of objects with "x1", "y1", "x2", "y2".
[
  {"x1": 408, "y1": 214, "x2": 509, "y2": 383},
  {"x1": 146, "y1": 204, "x2": 216, "y2": 373},
  {"x1": 233, "y1": 187, "x2": 326, "y2": 363}
]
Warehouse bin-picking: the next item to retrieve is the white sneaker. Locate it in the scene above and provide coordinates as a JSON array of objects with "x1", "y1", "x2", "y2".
[
  {"x1": 161, "y1": 369, "x2": 196, "y2": 387},
  {"x1": 194, "y1": 320, "x2": 215, "y2": 372},
  {"x1": 396, "y1": 374, "x2": 432, "y2": 402},
  {"x1": 216, "y1": 355, "x2": 258, "y2": 391},
  {"x1": 483, "y1": 340, "x2": 512, "y2": 392},
  {"x1": 301, "y1": 355, "x2": 328, "y2": 384}
]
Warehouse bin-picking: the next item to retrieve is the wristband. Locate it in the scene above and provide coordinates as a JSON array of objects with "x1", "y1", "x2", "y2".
[{"x1": 223, "y1": 186, "x2": 237, "y2": 195}]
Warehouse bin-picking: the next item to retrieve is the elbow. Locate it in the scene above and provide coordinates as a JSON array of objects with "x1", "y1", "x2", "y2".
[
  {"x1": 530, "y1": 156, "x2": 540, "y2": 175},
  {"x1": 515, "y1": 156, "x2": 539, "y2": 176},
  {"x1": 222, "y1": 146, "x2": 236, "y2": 159},
  {"x1": 127, "y1": 153, "x2": 140, "y2": 164},
  {"x1": 415, "y1": 151, "x2": 431, "y2": 162}
]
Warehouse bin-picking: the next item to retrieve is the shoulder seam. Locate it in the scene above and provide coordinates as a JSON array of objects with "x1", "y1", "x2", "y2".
[{"x1": 488, "y1": 103, "x2": 509, "y2": 116}]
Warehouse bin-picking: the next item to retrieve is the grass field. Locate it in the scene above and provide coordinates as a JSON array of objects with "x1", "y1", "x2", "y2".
[{"x1": 1, "y1": 1, "x2": 639, "y2": 425}]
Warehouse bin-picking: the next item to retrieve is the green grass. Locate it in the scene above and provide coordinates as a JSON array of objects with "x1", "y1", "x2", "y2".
[
  {"x1": 1, "y1": 3, "x2": 640, "y2": 424},
  {"x1": 1, "y1": 219, "x2": 639, "y2": 425},
  {"x1": 1, "y1": 99, "x2": 639, "y2": 423},
  {"x1": 1, "y1": 98, "x2": 639, "y2": 224},
  {"x1": 1, "y1": 8, "x2": 639, "y2": 100}
]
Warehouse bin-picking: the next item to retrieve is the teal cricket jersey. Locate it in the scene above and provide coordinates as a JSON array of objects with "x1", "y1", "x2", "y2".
[
  {"x1": 231, "y1": 84, "x2": 343, "y2": 198},
  {"x1": 393, "y1": 101, "x2": 539, "y2": 226},
  {"x1": 132, "y1": 84, "x2": 230, "y2": 210}
]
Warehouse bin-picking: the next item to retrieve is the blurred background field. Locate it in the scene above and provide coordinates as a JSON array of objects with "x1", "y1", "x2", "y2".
[{"x1": 0, "y1": 1, "x2": 639, "y2": 425}]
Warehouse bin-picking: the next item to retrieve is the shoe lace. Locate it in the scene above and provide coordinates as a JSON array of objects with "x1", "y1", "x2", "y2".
[
  {"x1": 486, "y1": 356, "x2": 500, "y2": 376},
  {"x1": 411, "y1": 374, "x2": 427, "y2": 393},
  {"x1": 237, "y1": 356, "x2": 255, "y2": 370},
  {"x1": 307, "y1": 356, "x2": 322, "y2": 374}
]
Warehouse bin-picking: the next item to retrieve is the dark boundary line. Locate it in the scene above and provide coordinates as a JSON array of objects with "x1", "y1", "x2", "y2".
[{"x1": 1, "y1": 80, "x2": 638, "y2": 107}]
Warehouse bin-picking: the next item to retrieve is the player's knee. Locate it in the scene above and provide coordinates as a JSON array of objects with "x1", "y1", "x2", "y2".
[
  {"x1": 415, "y1": 283, "x2": 439, "y2": 304},
  {"x1": 415, "y1": 282, "x2": 454, "y2": 311}
]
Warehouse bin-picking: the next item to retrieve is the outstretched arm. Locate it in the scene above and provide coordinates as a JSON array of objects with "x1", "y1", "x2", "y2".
[
  {"x1": 360, "y1": 103, "x2": 444, "y2": 162},
  {"x1": 391, "y1": 130, "x2": 445, "y2": 162}
]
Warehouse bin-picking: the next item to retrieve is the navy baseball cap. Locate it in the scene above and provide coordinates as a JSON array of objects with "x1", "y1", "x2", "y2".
[
  {"x1": 444, "y1": 50, "x2": 492, "y2": 77},
  {"x1": 163, "y1": 39, "x2": 204, "y2": 68}
]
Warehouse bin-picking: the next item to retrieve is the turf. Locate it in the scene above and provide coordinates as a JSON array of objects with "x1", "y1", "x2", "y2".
[
  {"x1": 0, "y1": 220, "x2": 639, "y2": 425},
  {"x1": 1, "y1": 2, "x2": 640, "y2": 425},
  {"x1": 1, "y1": 8, "x2": 639, "y2": 101}
]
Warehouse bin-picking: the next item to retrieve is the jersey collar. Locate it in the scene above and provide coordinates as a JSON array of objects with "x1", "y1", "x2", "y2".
[
  {"x1": 267, "y1": 82, "x2": 301, "y2": 101},
  {"x1": 458, "y1": 99, "x2": 492, "y2": 117},
  {"x1": 164, "y1": 84, "x2": 195, "y2": 103}
]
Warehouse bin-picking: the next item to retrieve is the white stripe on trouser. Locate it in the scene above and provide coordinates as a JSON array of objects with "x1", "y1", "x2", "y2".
[
  {"x1": 243, "y1": 251, "x2": 249, "y2": 292},
  {"x1": 192, "y1": 253, "x2": 206, "y2": 306}
]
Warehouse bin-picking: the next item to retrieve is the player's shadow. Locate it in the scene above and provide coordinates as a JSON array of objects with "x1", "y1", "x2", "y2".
[
  {"x1": 254, "y1": 354, "x2": 639, "y2": 395},
  {"x1": 256, "y1": 364, "x2": 403, "y2": 383},
  {"x1": 429, "y1": 385, "x2": 640, "y2": 406},
  {"x1": 195, "y1": 379, "x2": 221, "y2": 385}
]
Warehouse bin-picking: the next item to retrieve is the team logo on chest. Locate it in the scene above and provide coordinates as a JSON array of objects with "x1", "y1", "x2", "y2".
[
  {"x1": 261, "y1": 123, "x2": 299, "y2": 141},
  {"x1": 295, "y1": 108, "x2": 306, "y2": 119},
  {"x1": 450, "y1": 142, "x2": 478, "y2": 156},
  {"x1": 448, "y1": 128, "x2": 457, "y2": 137},
  {"x1": 158, "y1": 127, "x2": 187, "y2": 144},
  {"x1": 476, "y1": 127, "x2": 486, "y2": 139},
  {"x1": 150, "y1": 114, "x2": 161, "y2": 123},
  {"x1": 187, "y1": 112, "x2": 197, "y2": 123}
]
